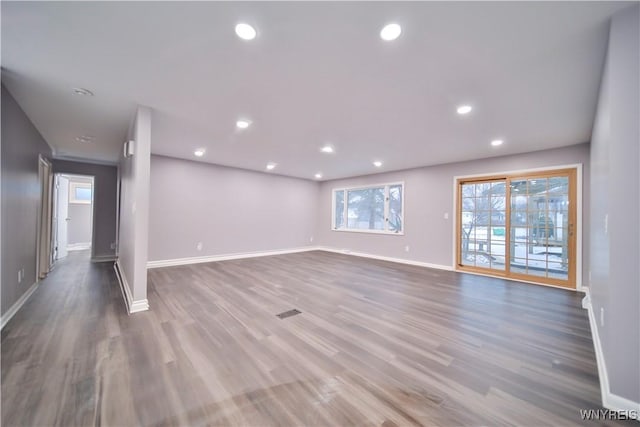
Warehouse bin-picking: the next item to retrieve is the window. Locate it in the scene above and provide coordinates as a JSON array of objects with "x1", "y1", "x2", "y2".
[
  {"x1": 69, "y1": 182, "x2": 92, "y2": 204},
  {"x1": 332, "y1": 183, "x2": 404, "y2": 234}
]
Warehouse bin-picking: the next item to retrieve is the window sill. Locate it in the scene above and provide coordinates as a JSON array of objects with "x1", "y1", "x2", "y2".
[{"x1": 331, "y1": 228, "x2": 404, "y2": 236}]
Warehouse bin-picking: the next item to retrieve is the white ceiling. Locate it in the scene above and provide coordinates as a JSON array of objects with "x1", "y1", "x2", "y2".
[{"x1": 1, "y1": 1, "x2": 631, "y2": 180}]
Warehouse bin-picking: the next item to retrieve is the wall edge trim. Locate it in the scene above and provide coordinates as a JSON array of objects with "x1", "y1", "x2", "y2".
[
  {"x1": 315, "y1": 246, "x2": 454, "y2": 271},
  {"x1": 114, "y1": 260, "x2": 149, "y2": 314},
  {"x1": 0, "y1": 282, "x2": 39, "y2": 330},
  {"x1": 147, "y1": 246, "x2": 318, "y2": 268},
  {"x1": 582, "y1": 289, "x2": 640, "y2": 415}
]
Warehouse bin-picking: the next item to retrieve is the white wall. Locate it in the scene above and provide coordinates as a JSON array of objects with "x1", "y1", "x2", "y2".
[
  {"x1": 117, "y1": 106, "x2": 151, "y2": 312},
  {"x1": 316, "y1": 144, "x2": 590, "y2": 278},
  {"x1": 148, "y1": 155, "x2": 319, "y2": 263},
  {"x1": 589, "y1": 4, "x2": 639, "y2": 405}
]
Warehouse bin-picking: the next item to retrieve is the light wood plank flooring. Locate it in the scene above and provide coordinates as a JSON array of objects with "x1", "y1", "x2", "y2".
[{"x1": 1, "y1": 250, "x2": 626, "y2": 426}]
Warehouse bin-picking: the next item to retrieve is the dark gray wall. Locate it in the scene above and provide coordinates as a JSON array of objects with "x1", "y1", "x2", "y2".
[
  {"x1": 51, "y1": 160, "x2": 118, "y2": 260},
  {"x1": 589, "y1": 4, "x2": 639, "y2": 403},
  {"x1": 316, "y1": 144, "x2": 590, "y2": 281},
  {"x1": 148, "y1": 155, "x2": 319, "y2": 262},
  {"x1": 1, "y1": 84, "x2": 52, "y2": 315}
]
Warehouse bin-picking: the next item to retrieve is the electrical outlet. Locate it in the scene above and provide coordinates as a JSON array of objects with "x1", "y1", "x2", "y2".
[
  {"x1": 405, "y1": 245, "x2": 410, "y2": 252},
  {"x1": 17, "y1": 270, "x2": 22, "y2": 283},
  {"x1": 310, "y1": 236, "x2": 314, "y2": 243},
  {"x1": 600, "y1": 307, "x2": 605, "y2": 327},
  {"x1": 444, "y1": 212, "x2": 449, "y2": 219},
  {"x1": 196, "y1": 242, "x2": 203, "y2": 251},
  {"x1": 110, "y1": 242, "x2": 117, "y2": 250}
]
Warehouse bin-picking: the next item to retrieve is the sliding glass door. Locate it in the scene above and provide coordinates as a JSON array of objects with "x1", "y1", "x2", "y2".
[{"x1": 457, "y1": 168, "x2": 577, "y2": 288}]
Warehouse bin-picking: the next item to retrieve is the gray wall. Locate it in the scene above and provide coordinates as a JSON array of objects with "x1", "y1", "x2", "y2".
[
  {"x1": 589, "y1": 4, "x2": 639, "y2": 403},
  {"x1": 51, "y1": 160, "x2": 118, "y2": 260},
  {"x1": 1, "y1": 84, "x2": 52, "y2": 316},
  {"x1": 316, "y1": 144, "x2": 590, "y2": 279},
  {"x1": 148, "y1": 155, "x2": 319, "y2": 262},
  {"x1": 118, "y1": 106, "x2": 151, "y2": 304}
]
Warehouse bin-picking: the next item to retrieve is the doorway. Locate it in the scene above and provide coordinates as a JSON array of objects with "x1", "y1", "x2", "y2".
[
  {"x1": 52, "y1": 174, "x2": 95, "y2": 262},
  {"x1": 456, "y1": 168, "x2": 577, "y2": 288}
]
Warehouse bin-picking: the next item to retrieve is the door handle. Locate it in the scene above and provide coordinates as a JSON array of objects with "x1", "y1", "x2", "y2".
[{"x1": 65, "y1": 218, "x2": 71, "y2": 221}]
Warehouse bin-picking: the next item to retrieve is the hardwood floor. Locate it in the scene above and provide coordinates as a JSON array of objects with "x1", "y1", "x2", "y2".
[{"x1": 1, "y1": 250, "x2": 627, "y2": 426}]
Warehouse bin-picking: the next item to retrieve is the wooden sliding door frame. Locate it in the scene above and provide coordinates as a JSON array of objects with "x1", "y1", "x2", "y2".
[{"x1": 453, "y1": 164, "x2": 582, "y2": 290}]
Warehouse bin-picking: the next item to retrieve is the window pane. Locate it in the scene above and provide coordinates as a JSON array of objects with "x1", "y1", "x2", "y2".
[
  {"x1": 347, "y1": 187, "x2": 384, "y2": 230},
  {"x1": 388, "y1": 184, "x2": 403, "y2": 233},
  {"x1": 75, "y1": 187, "x2": 92, "y2": 201},
  {"x1": 334, "y1": 190, "x2": 344, "y2": 229}
]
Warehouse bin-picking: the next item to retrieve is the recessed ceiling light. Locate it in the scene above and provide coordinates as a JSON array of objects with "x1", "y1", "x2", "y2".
[
  {"x1": 236, "y1": 119, "x2": 251, "y2": 129},
  {"x1": 266, "y1": 162, "x2": 277, "y2": 170},
  {"x1": 75, "y1": 135, "x2": 94, "y2": 143},
  {"x1": 320, "y1": 145, "x2": 334, "y2": 154},
  {"x1": 456, "y1": 105, "x2": 472, "y2": 115},
  {"x1": 72, "y1": 87, "x2": 94, "y2": 96},
  {"x1": 373, "y1": 160, "x2": 383, "y2": 167},
  {"x1": 235, "y1": 23, "x2": 257, "y2": 40},
  {"x1": 314, "y1": 173, "x2": 323, "y2": 179},
  {"x1": 380, "y1": 23, "x2": 402, "y2": 41},
  {"x1": 491, "y1": 139, "x2": 504, "y2": 147},
  {"x1": 194, "y1": 149, "x2": 205, "y2": 157}
]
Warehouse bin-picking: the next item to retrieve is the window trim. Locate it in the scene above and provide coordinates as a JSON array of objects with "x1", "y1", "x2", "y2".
[
  {"x1": 69, "y1": 181, "x2": 93, "y2": 205},
  {"x1": 331, "y1": 181, "x2": 405, "y2": 235}
]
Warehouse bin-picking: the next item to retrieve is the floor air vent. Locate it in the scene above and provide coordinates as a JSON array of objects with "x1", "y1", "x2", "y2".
[{"x1": 276, "y1": 309, "x2": 302, "y2": 319}]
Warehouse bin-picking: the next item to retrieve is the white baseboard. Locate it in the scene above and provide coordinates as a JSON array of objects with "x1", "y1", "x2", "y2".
[
  {"x1": 147, "y1": 246, "x2": 320, "y2": 269},
  {"x1": 582, "y1": 288, "x2": 640, "y2": 415},
  {"x1": 67, "y1": 243, "x2": 91, "y2": 251},
  {"x1": 316, "y1": 246, "x2": 454, "y2": 271},
  {"x1": 129, "y1": 298, "x2": 150, "y2": 313},
  {"x1": 1, "y1": 282, "x2": 39, "y2": 330},
  {"x1": 91, "y1": 254, "x2": 117, "y2": 263},
  {"x1": 147, "y1": 245, "x2": 454, "y2": 272},
  {"x1": 114, "y1": 260, "x2": 149, "y2": 314}
]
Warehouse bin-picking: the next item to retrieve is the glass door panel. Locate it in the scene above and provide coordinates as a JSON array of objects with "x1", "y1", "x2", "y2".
[
  {"x1": 459, "y1": 179, "x2": 507, "y2": 271},
  {"x1": 509, "y1": 176, "x2": 570, "y2": 281}
]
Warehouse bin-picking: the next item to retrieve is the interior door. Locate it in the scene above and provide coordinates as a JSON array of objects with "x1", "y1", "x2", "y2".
[{"x1": 56, "y1": 175, "x2": 69, "y2": 259}]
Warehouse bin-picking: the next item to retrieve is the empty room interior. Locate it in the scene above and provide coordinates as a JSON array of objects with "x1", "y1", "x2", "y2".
[{"x1": 1, "y1": 1, "x2": 639, "y2": 426}]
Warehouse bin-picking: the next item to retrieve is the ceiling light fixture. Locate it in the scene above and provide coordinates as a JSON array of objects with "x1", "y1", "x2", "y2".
[
  {"x1": 266, "y1": 162, "x2": 277, "y2": 170},
  {"x1": 320, "y1": 145, "x2": 334, "y2": 154},
  {"x1": 236, "y1": 119, "x2": 251, "y2": 129},
  {"x1": 235, "y1": 23, "x2": 257, "y2": 40},
  {"x1": 194, "y1": 149, "x2": 205, "y2": 157},
  {"x1": 373, "y1": 160, "x2": 383, "y2": 167},
  {"x1": 72, "y1": 87, "x2": 94, "y2": 96},
  {"x1": 314, "y1": 173, "x2": 323, "y2": 179},
  {"x1": 456, "y1": 105, "x2": 472, "y2": 115},
  {"x1": 491, "y1": 139, "x2": 504, "y2": 147},
  {"x1": 75, "y1": 135, "x2": 95, "y2": 143},
  {"x1": 380, "y1": 23, "x2": 402, "y2": 41}
]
